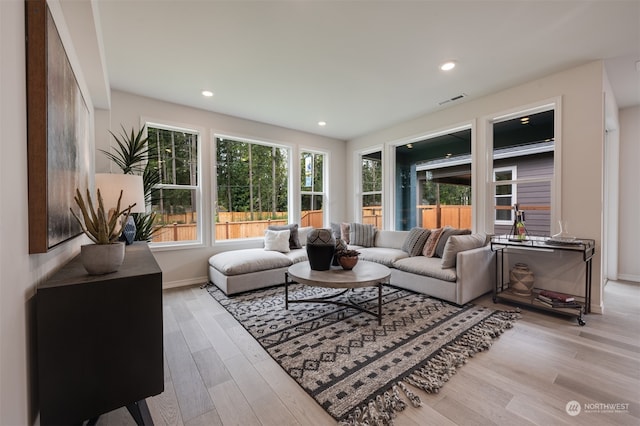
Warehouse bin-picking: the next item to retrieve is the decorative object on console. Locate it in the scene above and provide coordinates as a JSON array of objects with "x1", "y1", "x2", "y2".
[
  {"x1": 95, "y1": 174, "x2": 146, "y2": 245},
  {"x1": 70, "y1": 188, "x2": 135, "y2": 275},
  {"x1": 509, "y1": 204, "x2": 529, "y2": 241},
  {"x1": 509, "y1": 263, "x2": 534, "y2": 296},
  {"x1": 306, "y1": 228, "x2": 335, "y2": 270},
  {"x1": 335, "y1": 249, "x2": 360, "y2": 270},
  {"x1": 550, "y1": 220, "x2": 577, "y2": 243}
]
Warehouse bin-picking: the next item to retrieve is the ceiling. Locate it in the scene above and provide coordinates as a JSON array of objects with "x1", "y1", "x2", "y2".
[{"x1": 67, "y1": 1, "x2": 639, "y2": 141}]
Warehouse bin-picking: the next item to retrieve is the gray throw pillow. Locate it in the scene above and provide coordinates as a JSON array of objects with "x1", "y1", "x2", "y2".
[
  {"x1": 402, "y1": 227, "x2": 431, "y2": 257},
  {"x1": 349, "y1": 223, "x2": 376, "y2": 247},
  {"x1": 267, "y1": 223, "x2": 301, "y2": 249}
]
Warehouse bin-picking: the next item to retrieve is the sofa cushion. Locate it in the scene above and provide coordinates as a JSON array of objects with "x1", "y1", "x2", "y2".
[
  {"x1": 375, "y1": 230, "x2": 410, "y2": 250},
  {"x1": 350, "y1": 223, "x2": 376, "y2": 247},
  {"x1": 393, "y1": 256, "x2": 457, "y2": 282},
  {"x1": 423, "y1": 227, "x2": 444, "y2": 257},
  {"x1": 441, "y1": 233, "x2": 487, "y2": 268},
  {"x1": 434, "y1": 227, "x2": 471, "y2": 258},
  {"x1": 209, "y1": 248, "x2": 292, "y2": 276},
  {"x1": 284, "y1": 247, "x2": 308, "y2": 264},
  {"x1": 402, "y1": 227, "x2": 431, "y2": 256},
  {"x1": 268, "y1": 223, "x2": 301, "y2": 249},
  {"x1": 264, "y1": 229, "x2": 291, "y2": 253},
  {"x1": 357, "y1": 247, "x2": 408, "y2": 267}
]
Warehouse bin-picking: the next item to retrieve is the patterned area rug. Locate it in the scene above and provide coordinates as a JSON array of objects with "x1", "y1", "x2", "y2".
[{"x1": 208, "y1": 284, "x2": 518, "y2": 425}]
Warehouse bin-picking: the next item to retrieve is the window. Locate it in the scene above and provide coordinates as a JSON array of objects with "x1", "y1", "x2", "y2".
[
  {"x1": 397, "y1": 126, "x2": 472, "y2": 231},
  {"x1": 492, "y1": 108, "x2": 555, "y2": 236},
  {"x1": 215, "y1": 137, "x2": 289, "y2": 240},
  {"x1": 300, "y1": 151, "x2": 325, "y2": 228},
  {"x1": 361, "y1": 151, "x2": 382, "y2": 228},
  {"x1": 494, "y1": 166, "x2": 516, "y2": 224},
  {"x1": 147, "y1": 124, "x2": 200, "y2": 244}
]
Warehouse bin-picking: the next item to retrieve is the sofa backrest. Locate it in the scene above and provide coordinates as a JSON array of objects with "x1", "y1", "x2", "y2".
[{"x1": 375, "y1": 230, "x2": 409, "y2": 250}]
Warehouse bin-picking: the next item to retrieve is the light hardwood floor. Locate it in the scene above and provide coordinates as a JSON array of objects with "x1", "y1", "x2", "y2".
[{"x1": 98, "y1": 280, "x2": 640, "y2": 426}]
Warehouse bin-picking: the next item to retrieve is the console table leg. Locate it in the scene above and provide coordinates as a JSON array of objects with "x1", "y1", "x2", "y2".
[{"x1": 126, "y1": 399, "x2": 153, "y2": 426}]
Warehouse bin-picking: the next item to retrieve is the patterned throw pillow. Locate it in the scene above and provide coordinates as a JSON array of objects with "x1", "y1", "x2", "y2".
[
  {"x1": 434, "y1": 227, "x2": 472, "y2": 258},
  {"x1": 402, "y1": 227, "x2": 431, "y2": 257},
  {"x1": 268, "y1": 224, "x2": 301, "y2": 249},
  {"x1": 422, "y1": 227, "x2": 444, "y2": 257},
  {"x1": 349, "y1": 223, "x2": 376, "y2": 247}
]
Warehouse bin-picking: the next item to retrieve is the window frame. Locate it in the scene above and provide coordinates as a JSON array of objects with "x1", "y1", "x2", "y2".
[
  {"x1": 145, "y1": 121, "x2": 203, "y2": 249},
  {"x1": 300, "y1": 149, "x2": 327, "y2": 228},
  {"x1": 213, "y1": 134, "x2": 292, "y2": 242},
  {"x1": 487, "y1": 99, "x2": 560, "y2": 236},
  {"x1": 493, "y1": 166, "x2": 517, "y2": 225}
]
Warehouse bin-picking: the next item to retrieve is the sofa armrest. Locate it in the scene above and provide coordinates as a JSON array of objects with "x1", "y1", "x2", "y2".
[{"x1": 455, "y1": 245, "x2": 495, "y2": 305}]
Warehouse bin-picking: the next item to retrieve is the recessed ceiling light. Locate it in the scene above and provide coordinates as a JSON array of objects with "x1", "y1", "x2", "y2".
[
  {"x1": 318, "y1": 121, "x2": 326, "y2": 127},
  {"x1": 440, "y1": 61, "x2": 456, "y2": 71},
  {"x1": 202, "y1": 90, "x2": 214, "y2": 97}
]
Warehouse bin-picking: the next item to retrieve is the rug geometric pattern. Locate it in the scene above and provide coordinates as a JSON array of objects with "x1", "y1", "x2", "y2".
[{"x1": 209, "y1": 283, "x2": 518, "y2": 425}]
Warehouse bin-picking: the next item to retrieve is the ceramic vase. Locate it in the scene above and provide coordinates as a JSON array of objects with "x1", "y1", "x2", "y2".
[
  {"x1": 510, "y1": 263, "x2": 534, "y2": 296},
  {"x1": 306, "y1": 228, "x2": 335, "y2": 271}
]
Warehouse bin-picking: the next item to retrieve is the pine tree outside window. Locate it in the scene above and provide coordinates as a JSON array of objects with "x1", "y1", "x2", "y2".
[{"x1": 215, "y1": 137, "x2": 289, "y2": 240}]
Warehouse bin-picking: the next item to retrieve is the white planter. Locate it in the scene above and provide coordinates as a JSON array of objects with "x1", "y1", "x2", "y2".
[{"x1": 80, "y1": 242, "x2": 125, "y2": 275}]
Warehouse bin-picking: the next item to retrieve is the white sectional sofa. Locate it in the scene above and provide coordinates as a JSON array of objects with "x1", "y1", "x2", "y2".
[{"x1": 208, "y1": 226, "x2": 494, "y2": 305}]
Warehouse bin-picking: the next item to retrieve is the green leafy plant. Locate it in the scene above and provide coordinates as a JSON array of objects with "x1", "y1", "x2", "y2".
[
  {"x1": 100, "y1": 125, "x2": 162, "y2": 242},
  {"x1": 70, "y1": 188, "x2": 134, "y2": 244}
]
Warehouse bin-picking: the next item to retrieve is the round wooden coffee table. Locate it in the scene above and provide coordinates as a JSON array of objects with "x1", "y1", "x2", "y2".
[{"x1": 285, "y1": 260, "x2": 391, "y2": 325}]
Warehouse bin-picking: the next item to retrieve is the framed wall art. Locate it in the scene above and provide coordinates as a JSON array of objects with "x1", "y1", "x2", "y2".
[{"x1": 26, "y1": 0, "x2": 91, "y2": 253}]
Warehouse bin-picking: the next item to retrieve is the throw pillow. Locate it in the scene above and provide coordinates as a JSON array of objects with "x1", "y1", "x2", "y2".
[
  {"x1": 422, "y1": 227, "x2": 444, "y2": 257},
  {"x1": 349, "y1": 223, "x2": 376, "y2": 247},
  {"x1": 402, "y1": 227, "x2": 431, "y2": 257},
  {"x1": 268, "y1": 224, "x2": 301, "y2": 249},
  {"x1": 441, "y1": 233, "x2": 487, "y2": 268},
  {"x1": 340, "y1": 222, "x2": 351, "y2": 244},
  {"x1": 264, "y1": 229, "x2": 291, "y2": 253},
  {"x1": 434, "y1": 227, "x2": 472, "y2": 258}
]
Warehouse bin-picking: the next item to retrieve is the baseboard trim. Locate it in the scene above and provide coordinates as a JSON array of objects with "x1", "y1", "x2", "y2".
[
  {"x1": 617, "y1": 273, "x2": 640, "y2": 283},
  {"x1": 163, "y1": 276, "x2": 208, "y2": 290}
]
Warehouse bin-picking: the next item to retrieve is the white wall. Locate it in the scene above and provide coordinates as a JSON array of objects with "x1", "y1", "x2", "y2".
[
  {"x1": 347, "y1": 61, "x2": 607, "y2": 313},
  {"x1": 618, "y1": 106, "x2": 640, "y2": 282},
  {"x1": 1, "y1": 1, "x2": 92, "y2": 424},
  {"x1": 98, "y1": 91, "x2": 347, "y2": 288}
]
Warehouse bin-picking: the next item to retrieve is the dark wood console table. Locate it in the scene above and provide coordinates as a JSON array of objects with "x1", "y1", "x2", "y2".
[{"x1": 37, "y1": 243, "x2": 163, "y2": 425}]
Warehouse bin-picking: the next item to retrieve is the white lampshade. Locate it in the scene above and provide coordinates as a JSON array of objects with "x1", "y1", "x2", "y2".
[{"x1": 95, "y1": 173, "x2": 146, "y2": 214}]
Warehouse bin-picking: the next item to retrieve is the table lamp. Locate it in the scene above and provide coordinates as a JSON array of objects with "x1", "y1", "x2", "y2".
[{"x1": 95, "y1": 173, "x2": 146, "y2": 244}]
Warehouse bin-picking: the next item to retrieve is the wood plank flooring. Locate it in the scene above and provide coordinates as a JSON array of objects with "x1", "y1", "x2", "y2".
[{"x1": 97, "y1": 280, "x2": 640, "y2": 425}]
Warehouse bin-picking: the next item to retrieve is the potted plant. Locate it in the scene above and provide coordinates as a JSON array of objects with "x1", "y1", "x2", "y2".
[
  {"x1": 70, "y1": 187, "x2": 135, "y2": 275},
  {"x1": 335, "y1": 249, "x2": 360, "y2": 270},
  {"x1": 100, "y1": 125, "x2": 162, "y2": 242}
]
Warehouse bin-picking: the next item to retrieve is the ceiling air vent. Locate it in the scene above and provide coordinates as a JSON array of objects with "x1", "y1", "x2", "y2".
[{"x1": 438, "y1": 93, "x2": 467, "y2": 106}]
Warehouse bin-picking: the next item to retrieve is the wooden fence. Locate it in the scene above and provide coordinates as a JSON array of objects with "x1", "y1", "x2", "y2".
[{"x1": 420, "y1": 205, "x2": 472, "y2": 229}]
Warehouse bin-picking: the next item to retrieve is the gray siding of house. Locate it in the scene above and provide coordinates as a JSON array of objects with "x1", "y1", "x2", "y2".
[{"x1": 494, "y1": 153, "x2": 553, "y2": 237}]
